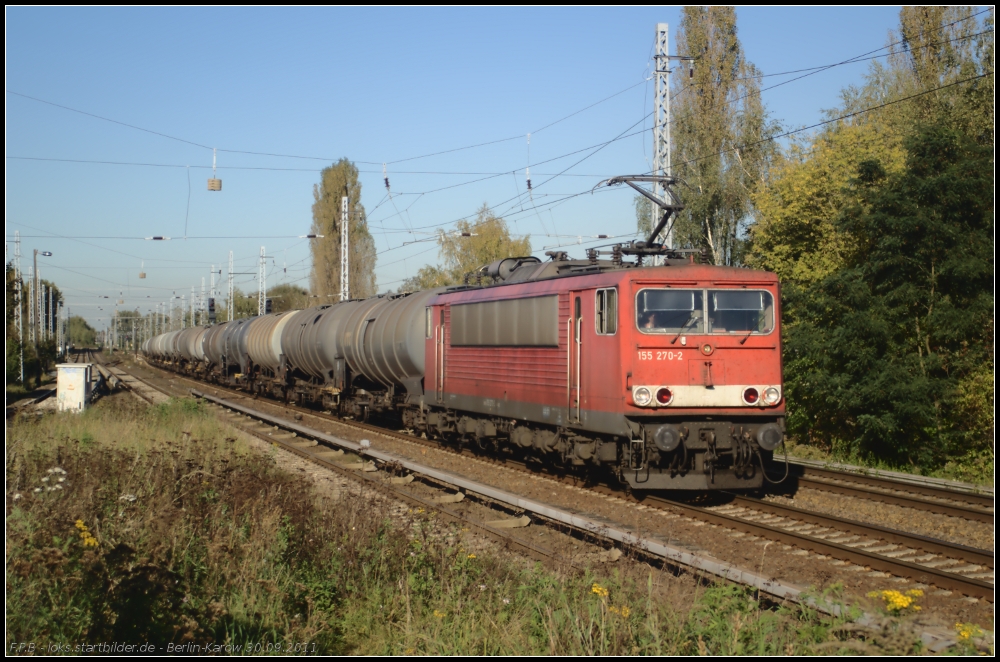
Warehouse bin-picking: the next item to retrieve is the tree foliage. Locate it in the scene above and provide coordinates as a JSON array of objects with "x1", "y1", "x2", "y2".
[
  {"x1": 67, "y1": 315, "x2": 97, "y2": 347},
  {"x1": 268, "y1": 283, "x2": 310, "y2": 313},
  {"x1": 747, "y1": 122, "x2": 906, "y2": 288},
  {"x1": 309, "y1": 159, "x2": 377, "y2": 300},
  {"x1": 748, "y1": 7, "x2": 994, "y2": 475},
  {"x1": 781, "y1": 126, "x2": 992, "y2": 469},
  {"x1": 401, "y1": 205, "x2": 531, "y2": 291},
  {"x1": 666, "y1": 7, "x2": 780, "y2": 265}
]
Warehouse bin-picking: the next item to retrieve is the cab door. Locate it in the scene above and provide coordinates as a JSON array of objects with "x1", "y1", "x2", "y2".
[{"x1": 568, "y1": 293, "x2": 583, "y2": 423}]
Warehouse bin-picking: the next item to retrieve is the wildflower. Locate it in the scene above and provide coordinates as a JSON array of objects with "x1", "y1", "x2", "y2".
[
  {"x1": 591, "y1": 583, "x2": 609, "y2": 598},
  {"x1": 433, "y1": 609, "x2": 446, "y2": 619},
  {"x1": 955, "y1": 622, "x2": 983, "y2": 641},
  {"x1": 57, "y1": 477, "x2": 66, "y2": 483},
  {"x1": 502, "y1": 598, "x2": 510, "y2": 605},
  {"x1": 118, "y1": 494, "x2": 137, "y2": 503},
  {"x1": 12, "y1": 493, "x2": 22, "y2": 501},
  {"x1": 866, "y1": 589, "x2": 921, "y2": 613},
  {"x1": 479, "y1": 584, "x2": 487, "y2": 592},
  {"x1": 53, "y1": 484, "x2": 63, "y2": 491},
  {"x1": 75, "y1": 520, "x2": 99, "y2": 548},
  {"x1": 609, "y1": 605, "x2": 632, "y2": 617},
  {"x1": 467, "y1": 553, "x2": 477, "y2": 559},
  {"x1": 41, "y1": 476, "x2": 50, "y2": 483},
  {"x1": 33, "y1": 488, "x2": 42, "y2": 494}
]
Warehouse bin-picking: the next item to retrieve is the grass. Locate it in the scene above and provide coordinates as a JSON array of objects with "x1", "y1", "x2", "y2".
[
  {"x1": 6, "y1": 395, "x2": 958, "y2": 655},
  {"x1": 781, "y1": 438, "x2": 994, "y2": 488}
]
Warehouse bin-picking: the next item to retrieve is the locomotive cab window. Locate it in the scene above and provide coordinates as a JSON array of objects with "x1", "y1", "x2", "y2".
[
  {"x1": 595, "y1": 288, "x2": 617, "y2": 335},
  {"x1": 636, "y1": 289, "x2": 704, "y2": 334},
  {"x1": 708, "y1": 290, "x2": 774, "y2": 335}
]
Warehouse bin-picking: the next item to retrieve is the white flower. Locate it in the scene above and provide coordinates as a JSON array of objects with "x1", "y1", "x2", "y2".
[
  {"x1": 118, "y1": 494, "x2": 137, "y2": 503},
  {"x1": 41, "y1": 476, "x2": 50, "y2": 483},
  {"x1": 12, "y1": 493, "x2": 22, "y2": 501},
  {"x1": 479, "y1": 584, "x2": 487, "y2": 592},
  {"x1": 502, "y1": 598, "x2": 510, "y2": 605},
  {"x1": 54, "y1": 467, "x2": 67, "y2": 474},
  {"x1": 53, "y1": 484, "x2": 63, "y2": 491},
  {"x1": 33, "y1": 488, "x2": 42, "y2": 494},
  {"x1": 47, "y1": 468, "x2": 56, "y2": 474},
  {"x1": 58, "y1": 477, "x2": 66, "y2": 483}
]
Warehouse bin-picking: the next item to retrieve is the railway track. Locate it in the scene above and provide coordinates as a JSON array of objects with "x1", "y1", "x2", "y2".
[
  {"x1": 116, "y1": 358, "x2": 994, "y2": 604},
  {"x1": 777, "y1": 463, "x2": 993, "y2": 524}
]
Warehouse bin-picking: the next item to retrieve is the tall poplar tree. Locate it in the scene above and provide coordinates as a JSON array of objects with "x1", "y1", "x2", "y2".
[
  {"x1": 668, "y1": 7, "x2": 779, "y2": 265},
  {"x1": 309, "y1": 159, "x2": 377, "y2": 300}
]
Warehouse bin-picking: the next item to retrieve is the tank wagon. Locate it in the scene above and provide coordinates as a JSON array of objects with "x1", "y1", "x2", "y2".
[{"x1": 143, "y1": 176, "x2": 785, "y2": 491}]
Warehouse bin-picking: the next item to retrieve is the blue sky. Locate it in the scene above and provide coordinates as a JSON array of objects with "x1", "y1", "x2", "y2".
[{"x1": 6, "y1": 7, "x2": 906, "y2": 329}]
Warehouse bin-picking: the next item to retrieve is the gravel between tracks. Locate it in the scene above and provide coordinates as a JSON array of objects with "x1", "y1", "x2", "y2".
[{"x1": 125, "y1": 361, "x2": 995, "y2": 628}]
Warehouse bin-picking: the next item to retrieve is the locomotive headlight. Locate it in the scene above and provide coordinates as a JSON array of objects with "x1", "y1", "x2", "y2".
[
  {"x1": 633, "y1": 387, "x2": 652, "y2": 407},
  {"x1": 762, "y1": 387, "x2": 781, "y2": 406}
]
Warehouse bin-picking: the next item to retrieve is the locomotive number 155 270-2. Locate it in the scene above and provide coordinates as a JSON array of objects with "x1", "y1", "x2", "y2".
[{"x1": 637, "y1": 350, "x2": 684, "y2": 361}]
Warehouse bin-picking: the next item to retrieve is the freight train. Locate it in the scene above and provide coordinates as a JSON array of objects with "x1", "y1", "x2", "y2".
[{"x1": 143, "y1": 178, "x2": 785, "y2": 491}]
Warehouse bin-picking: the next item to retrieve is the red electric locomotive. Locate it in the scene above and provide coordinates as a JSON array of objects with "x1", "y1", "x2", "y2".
[{"x1": 406, "y1": 176, "x2": 783, "y2": 491}]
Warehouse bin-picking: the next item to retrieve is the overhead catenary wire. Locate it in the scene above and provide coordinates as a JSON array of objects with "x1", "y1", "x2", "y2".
[{"x1": 15, "y1": 12, "x2": 993, "y2": 308}]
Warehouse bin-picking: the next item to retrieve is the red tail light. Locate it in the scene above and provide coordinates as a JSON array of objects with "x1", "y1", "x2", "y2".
[
  {"x1": 656, "y1": 387, "x2": 673, "y2": 405},
  {"x1": 742, "y1": 387, "x2": 759, "y2": 405}
]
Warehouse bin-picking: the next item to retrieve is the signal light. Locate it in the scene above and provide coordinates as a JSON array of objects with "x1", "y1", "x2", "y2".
[
  {"x1": 655, "y1": 387, "x2": 673, "y2": 405},
  {"x1": 742, "y1": 387, "x2": 759, "y2": 405}
]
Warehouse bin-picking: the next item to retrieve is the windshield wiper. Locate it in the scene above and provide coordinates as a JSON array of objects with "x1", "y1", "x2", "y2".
[
  {"x1": 739, "y1": 317, "x2": 764, "y2": 345},
  {"x1": 671, "y1": 316, "x2": 698, "y2": 344}
]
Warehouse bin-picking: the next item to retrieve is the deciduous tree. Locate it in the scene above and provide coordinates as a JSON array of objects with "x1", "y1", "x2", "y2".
[
  {"x1": 401, "y1": 204, "x2": 531, "y2": 291},
  {"x1": 309, "y1": 159, "x2": 377, "y2": 300},
  {"x1": 668, "y1": 7, "x2": 779, "y2": 265}
]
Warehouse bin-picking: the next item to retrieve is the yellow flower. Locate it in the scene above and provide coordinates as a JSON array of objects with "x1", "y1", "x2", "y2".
[
  {"x1": 467, "y1": 553, "x2": 476, "y2": 559},
  {"x1": 74, "y1": 520, "x2": 87, "y2": 531},
  {"x1": 609, "y1": 605, "x2": 631, "y2": 617},
  {"x1": 955, "y1": 622, "x2": 984, "y2": 641},
  {"x1": 591, "y1": 583, "x2": 609, "y2": 598},
  {"x1": 433, "y1": 609, "x2": 446, "y2": 619},
  {"x1": 868, "y1": 589, "x2": 920, "y2": 613}
]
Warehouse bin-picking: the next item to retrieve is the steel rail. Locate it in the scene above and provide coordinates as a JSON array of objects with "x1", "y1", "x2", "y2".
[
  {"x1": 790, "y1": 466, "x2": 994, "y2": 520},
  {"x1": 725, "y1": 494, "x2": 993, "y2": 567},
  {"x1": 95, "y1": 361, "x2": 987, "y2": 649},
  {"x1": 193, "y1": 386, "x2": 995, "y2": 601},
  {"x1": 144, "y1": 357, "x2": 994, "y2": 522},
  {"x1": 134, "y1": 359, "x2": 996, "y2": 603},
  {"x1": 645, "y1": 495, "x2": 993, "y2": 600}
]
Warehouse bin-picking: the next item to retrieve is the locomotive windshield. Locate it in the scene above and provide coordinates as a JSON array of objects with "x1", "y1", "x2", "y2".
[
  {"x1": 708, "y1": 290, "x2": 774, "y2": 334},
  {"x1": 636, "y1": 288, "x2": 774, "y2": 335},
  {"x1": 636, "y1": 289, "x2": 704, "y2": 333}
]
